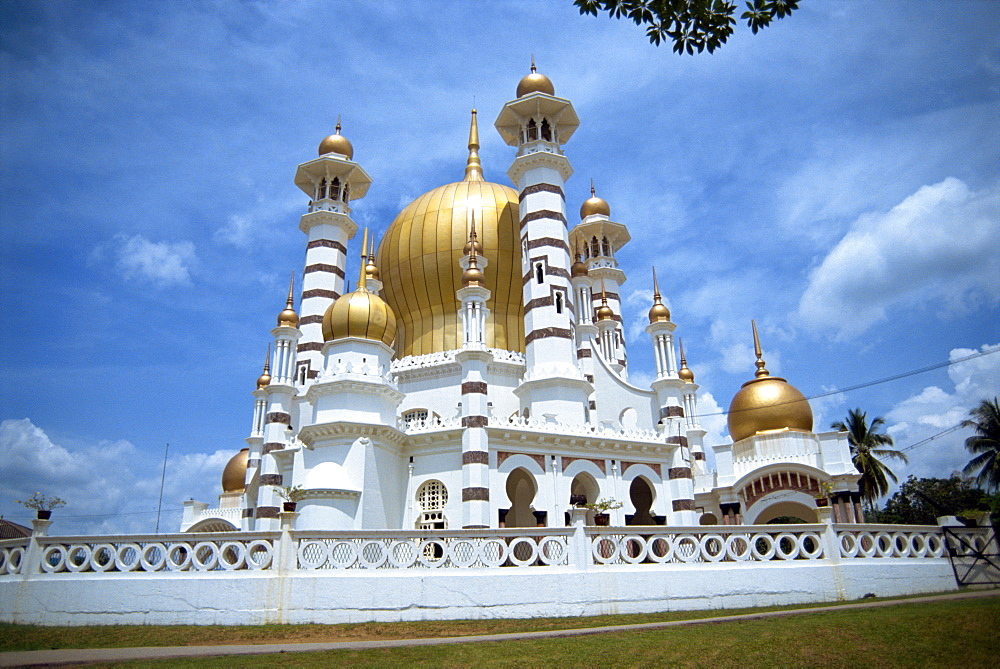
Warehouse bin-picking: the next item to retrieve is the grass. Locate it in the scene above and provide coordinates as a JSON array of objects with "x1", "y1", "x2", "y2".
[
  {"x1": 0, "y1": 593, "x2": 952, "y2": 652},
  {"x1": 44, "y1": 596, "x2": 1000, "y2": 668}
]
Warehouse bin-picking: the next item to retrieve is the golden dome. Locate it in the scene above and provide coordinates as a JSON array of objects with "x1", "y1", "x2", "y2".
[
  {"x1": 323, "y1": 229, "x2": 397, "y2": 347},
  {"x1": 516, "y1": 57, "x2": 555, "y2": 98},
  {"x1": 462, "y1": 254, "x2": 485, "y2": 287},
  {"x1": 580, "y1": 183, "x2": 610, "y2": 218},
  {"x1": 571, "y1": 252, "x2": 588, "y2": 278},
  {"x1": 678, "y1": 339, "x2": 694, "y2": 383},
  {"x1": 221, "y1": 448, "x2": 249, "y2": 493},
  {"x1": 648, "y1": 267, "x2": 670, "y2": 323},
  {"x1": 727, "y1": 321, "x2": 813, "y2": 442},
  {"x1": 277, "y1": 274, "x2": 298, "y2": 328},
  {"x1": 376, "y1": 110, "x2": 524, "y2": 356},
  {"x1": 596, "y1": 283, "x2": 614, "y2": 321},
  {"x1": 318, "y1": 119, "x2": 354, "y2": 159},
  {"x1": 256, "y1": 348, "x2": 271, "y2": 390}
]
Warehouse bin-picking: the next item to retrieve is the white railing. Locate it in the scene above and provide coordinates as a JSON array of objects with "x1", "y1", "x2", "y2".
[
  {"x1": 391, "y1": 348, "x2": 525, "y2": 373},
  {"x1": 835, "y1": 524, "x2": 950, "y2": 559},
  {"x1": 489, "y1": 414, "x2": 662, "y2": 443},
  {"x1": 294, "y1": 528, "x2": 571, "y2": 570},
  {"x1": 400, "y1": 414, "x2": 462, "y2": 433},
  {"x1": 0, "y1": 539, "x2": 28, "y2": 575}
]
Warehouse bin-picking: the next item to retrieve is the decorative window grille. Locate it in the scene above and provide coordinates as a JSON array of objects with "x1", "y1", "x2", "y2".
[{"x1": 416, "y1": 480, "x2": 448, "y2": 530}]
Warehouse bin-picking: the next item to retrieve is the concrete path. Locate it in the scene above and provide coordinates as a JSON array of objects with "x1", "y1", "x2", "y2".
[{"x1": 2, "y1": 589, "x2": 997, "y2": 667}]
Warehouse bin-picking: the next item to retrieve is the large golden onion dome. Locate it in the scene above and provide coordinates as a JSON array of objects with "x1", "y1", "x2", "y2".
[
  {"x1": 376, "y1": 110, "x2": 524, "y2": 356},
  {"x1": 580, "y1": 183, "x2": 611, "y2": 218},
  {"x1": 318, "y1": 119, "x2": 354, "y2": 159},
  {"x1": 516, "y1": 57, "x2": 555, "y2": 98},
  {"x1": 727, "y1": 322, "x2": 813, "y2": 442},
  {"x1": 221, "y1": 448, "x2": 249, "y2": 493},
  {"x1": 323, "y1": 230, "x2": 397, "y2": 346}
]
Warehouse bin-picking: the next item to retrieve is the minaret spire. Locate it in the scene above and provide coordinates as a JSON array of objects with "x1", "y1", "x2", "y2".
[
  {"x1": 357, "y1": 228, "x2": 370, "y2": 293},
  {"x1": 465, "y1": 109, "x2": 484, "y2": 182},
  {"x1": 752, "y1": 319, "x2": 769, "y2": 378}
]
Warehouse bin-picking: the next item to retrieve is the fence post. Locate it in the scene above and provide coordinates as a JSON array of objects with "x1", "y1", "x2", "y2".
[
  {"x1": 276, "y1": 512, "x2": 299, "y2": 572},
  {"x1": 568, "y1": 507, "x2": 590, "y2": 570},
  {"x1": 21, "y1": 519, "x2": 52, "y2": 579},
  {"x1": 816, "y1": 506, "x2": 840, "y2": 563}
]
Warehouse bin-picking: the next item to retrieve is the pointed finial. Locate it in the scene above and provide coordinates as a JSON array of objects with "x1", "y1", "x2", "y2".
[
  {"x1": 365, "y1": 232, "x2": 380, "y2": 281},
  {"x1": 462, "y1": 218, "x2": 485, "y2": 287},
  {"x1": 256, "y1": 344, "x2": 272, "y2": 389},
  {"x1": 356, "y1": 228, "x2": 369, "y2": 292},
  {"x1": 590, "y1": 179, "x2": 596, "y2": 198},
  {"x1": 286, "y1": 272, "x2": 295, "y2": 307},
  {"x1": 464, "y1": 109, "x2": 484, "y2": 181},
  {"x1": 335, "y1": 115, "x2": 342, "y2": 134},
  {"x1": 596, "y1": 278, "x2": 614, "y2": 321},
  {"x1": 648, "y1": 267, "x2": 670, "y2": 323},
  {"x1": 531, "y1": 54, "x2": 536, "y2": 73},
  {"x1": 652, "y1": 266, "x2": 661, "y2": 298},
  {"x1": 277, "y1": 273, "x2": 299, "y2": 327},
  {"x1": 752, "y1": 319, "x2": 769, "y2": 378},
  {"x1": 469, "y1": 215, "x2": 478, "y2": 257}
]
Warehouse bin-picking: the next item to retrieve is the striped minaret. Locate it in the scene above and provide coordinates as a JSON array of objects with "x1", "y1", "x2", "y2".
[
  {"x1": 457, "y1": 225, "x2": 492, "y2": 528},
  {"x1": 242, "y1": 347, "x2": 270, "y2": 530},
  {"x1": 292, "y1": 120, "x2": 372, "y2": 385},
  {"x1": 678, "y1": 340, "x2": 707, "y2": 473},
  {"x1": 495, "y1": 61, "x2": 590, "y2": 423}
]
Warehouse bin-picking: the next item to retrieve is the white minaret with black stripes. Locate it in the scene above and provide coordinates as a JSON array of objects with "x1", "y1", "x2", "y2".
[
  {"x1": 292, "y1": 121, "x2": 372, "y2": 385},
  {"x1": 496, "y1": 62, "x2": 591, "y2": 423}
]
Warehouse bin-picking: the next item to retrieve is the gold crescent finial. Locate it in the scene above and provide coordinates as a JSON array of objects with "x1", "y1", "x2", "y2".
[
  {"x1": 752, "y1": 319, "x2": 769, "y2": 378},
  {"x1": 464, "y1": 109, "x2": 484, "y2": 182}
]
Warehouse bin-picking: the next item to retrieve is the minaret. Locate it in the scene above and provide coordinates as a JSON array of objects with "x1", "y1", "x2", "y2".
[
  {"x1": 496, "y1": 60, "x2": 590, "y2": 423},
  {"x1": 242, "y1": 347, "x2": 270, "y2": 529},
  {"x1": 570, "y1": 244, "x2": 597, "y2": 420},
  {"x1": 678, "y1": 340, "x2": 707, "y2": 473},
  {"x1": 570, "y1": 182, "x2": 631, "y2": 372},
  {"x1": 456, "y1": 224, "x2": 493, "y2": 527},
  {"x1": 293, "y1": 120, "x2": 372, "y2": 384},
  {"x1": 595, "y1": 281, "x2": 618, "y2": 366}
]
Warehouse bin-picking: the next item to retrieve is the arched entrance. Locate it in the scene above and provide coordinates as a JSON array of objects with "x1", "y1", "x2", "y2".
[
  {"x1": 751, "y1": 500, "x2": 818, "y2": 524},
  {"x1": 627, "y1": 477, "x2": 656, "y2": 525},
  {"x1": 569, "y1": 471, "x2": 601, "y2": 525},
  {"x1": 505, "y1": 467, "x2": 537, "y2": 528}
]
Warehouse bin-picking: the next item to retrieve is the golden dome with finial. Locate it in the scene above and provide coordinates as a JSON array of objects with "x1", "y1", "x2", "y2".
[
  {"x1": 363, "y1": 233, "x2": 380, "y2": 282},
  {"x1": 277, "y1": 274, "x2": 299, "y2": 328},
  {"x1": 571, "y1": 245, "x2": 588, "y2": 278},
  {"x1": 462, "y1": 221, "x2": 485, "y2": 287},
  {"x1": 256, "y1": 346, "x2": 271, "y2": 390},
  {"x1": 376, "y1": 109, "x2": 523, "y2": 356},
  {"x1": 678, "y1": 339, "x2": 695, "y2": 383},
  {"x1": 323, "y1": 228, "x2": 397, "y2": 346},
  {"x1": 727, "y1": 320, "x2": 813, "y2": 442},
  {"x1": 648, "y1": 267, "x2": 671, "y2": 323},
  {"x1": 221, "y1": 447, "x2": 249, "y2": 493},
  {"x1": 516, "y1": 56, "x2": 555, "y2": 98},
  {"x1": 596, "y1": 280, "x2": 614, "y2": 321},
  {"x1": 580, "y1": 181, "x2": 611, "y2": 218},
  {"x1": 318, "y1": 117, "x2": 354, "y2": 159},
  {"x1": 463, "y1": 211, "x2": 484, "y2": 256}
]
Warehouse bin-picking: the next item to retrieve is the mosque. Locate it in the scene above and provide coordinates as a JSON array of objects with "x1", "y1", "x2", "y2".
[{"x1": 181, "y1": 64, "x2": 864, "y2": 535}]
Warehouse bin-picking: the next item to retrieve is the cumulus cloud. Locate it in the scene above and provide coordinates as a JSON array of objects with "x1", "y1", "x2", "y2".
[
  {"x1": 799, "y1": 178, "x2": 1000, "y2": 339},
  {"x1": 0, "y1": 418, "x2": 229, "y2": 535},
  {"x1": 96, "y1": 234, "x2": 197, "y2": 287},
  {"x1": 885, "y1": 343, "x2": 1000, "y2": 483}
]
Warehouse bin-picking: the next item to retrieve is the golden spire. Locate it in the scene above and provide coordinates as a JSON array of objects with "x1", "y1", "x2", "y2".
[
  {"x1": 277, "y1": 272, "x2": 299, "y2": 327},
  {"x1": 752, "y1": 319, "x2": 769, "y2": 378},
  {"x1": 463, "y1": 212, "x2": 483, "y2": 256},
  {"x1": 531, "y1": 53, "x2": 536, "y2": 73},
  {"x1": 335, "y1": 115, "x2": 341, "y2": 134},
  {"x1": 462, "y1": 217, "x2": 485, "y2": 286},
  {"x1": 590, "y1": 179, "x2": 596, "y2": 197},
  {"x1": 256, "y1": 345, "x2": 271, "y2": 389},
  {"x1": 464, "y1": 109, "x2": 484, "y2": 182},
  {"x1": 596, "y1": 278, "x2": 614, "y2": 321},
  {"x1": 678, "y1": 338, "x2": 694, "y2": 383},
  {"x1": 648, "y1": 267, "x2": 670, "y2": 323},
  {"x1": 356, "y1": 228, "x2": 370, "y2": 293},
  {"x1": 365, "y1": 231, "x2": 380, "y2": 281},
  {"x1": 571, "y1": 240, "x2": 588, "y2": 277}
]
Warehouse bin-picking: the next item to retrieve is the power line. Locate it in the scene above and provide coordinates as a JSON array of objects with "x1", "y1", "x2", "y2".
[{"x1": 898, "y1": 424, "x2": 966, "y2": 453}]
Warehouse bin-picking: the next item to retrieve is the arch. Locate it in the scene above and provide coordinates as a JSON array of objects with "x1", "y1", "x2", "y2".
[
  {"x1": 619, "y1": 407, "x2": 638, "y2": 429},
  {"x1": 540, "y1": 118, "x2": 552, "y2": 141},
  {"x1": 185, "y1": 518, "x2": 238, "y2": 533},
  {"x1": 743, "y1": 491, "x2": 819, "y2": 525},
  {"x1": 505, "y1": 467, "x2": 537, "y2": 528},
  {"x1": 415, "y1": 479, "x2": 448, "y2": 529},
  {"x1": 699, "y1": 513, "x2": 719, "y2": 526},
  {"x1": 569, "y1": 471, "x2": 600, "y2": 508},
  {"x1": 627, "y1": 476, "x2": 656, "y2": 525}
]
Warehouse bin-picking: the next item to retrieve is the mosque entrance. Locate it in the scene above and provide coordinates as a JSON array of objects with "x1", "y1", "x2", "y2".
[
  {"x1": 626, "y1": 477, "x2": 656, "y2": 525},
  {"x1": 568, "y1": 472, "x2": 600, "y2": 525},
  {"x1": 505, "y1": 467, "x2": 537, "y2": 528}
]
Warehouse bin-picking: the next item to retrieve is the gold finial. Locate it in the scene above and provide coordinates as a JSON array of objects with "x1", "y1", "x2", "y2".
[
  {"x1": 652, "y1": 266, "x2": 661, "y2": 298},
  {"x1": 463, "y1": 211, "x2": 484, "y2": 256},
  {"x1": 256, "y1": 345, "x2": 272, "y2": 389},
  {"x1": 365, "y1": 231, "x2": 380, "y2": 281},
  {"x1": 335, "y1": 115, "x2": 341, "y2": 134},
  {"x1": 752, "y1": 319, "x2": 769, "y2": 378},
  {"x1": 648, "y1": 267, "x2": 670, "y2": 323},
  {"x1": 357, "y1": 228, "x2": 369, "y2": 292},
  {"x1": 596, "y1": 278, "x2": 614, "y2": 321},
  {"x1": 590, "y1": 179, "x2": 596, "y2": 198},
  {"x1": 571, "y1": 240, "x2": 588, "y2": 277},
  {"x1": 530, "y1": 54, "x2": 536, "y2": 73},
  {"x1": 462, "y1": 217, "x2": 485, "y2": 286},
  {"x1": 679, "y1": 338, "x2": 695, "y2": 383},
  {"x1": 464, "y1": 109, "x2": 484, "y2": 182},
  {"x1": 277, "y1": 272, "x2": 299, "y2": 327}
]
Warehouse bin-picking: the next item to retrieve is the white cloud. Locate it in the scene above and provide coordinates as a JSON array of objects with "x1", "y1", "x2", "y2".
[
  {"x1": 799, "y1": 178, "x2": 1000, "y2": 339},
  {"x1": 885, "y1": 343, "x2": 1000, "y2": 483},
  {"x1": 0, "y1": 418, "x2": 229, "y2": 535},
  {"x1": 104, "y1": 234, "x2": 197, "y2": 287},
  {"x1": 697, "y1": 391, "x2": 730, "y2": 452}
]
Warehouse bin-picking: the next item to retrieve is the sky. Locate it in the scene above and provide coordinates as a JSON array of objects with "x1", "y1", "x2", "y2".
[{"x1": 1, "y1": 0, "x2": 998, "y2": 534}]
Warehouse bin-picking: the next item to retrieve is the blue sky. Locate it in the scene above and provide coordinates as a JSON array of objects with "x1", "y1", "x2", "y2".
[{"x1": 1, "y1": 0, "x2": 998, "y2": 533}]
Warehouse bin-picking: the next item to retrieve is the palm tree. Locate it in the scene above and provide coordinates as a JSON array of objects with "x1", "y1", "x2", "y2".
[
  {"x1": 962, "y1": 398, "x2": 1000, "y2": 492},
  {"x1": 832, "y1": 408, "x2": 909, "y2": 510}
]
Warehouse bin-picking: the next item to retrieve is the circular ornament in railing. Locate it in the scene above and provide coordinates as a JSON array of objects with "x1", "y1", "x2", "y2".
[
  {"x1": 329, "y1": 540, "x2": 360, "y2": 569},
  {"x1": 6, "y1": 547, "x2": 25, "y2": 575},
  {"x1": 750, "y1": 533, "x2": 776, "y2": 561},
  {"x1": 874, "y1": 532, "x2": 893, "y2": 558},
  {"x1": 798, "y1": 532, "x2": 823, "y2": 559},
  {"x1": 140, "y1": 543, "x2": 167, "y2": 571},
  {"x1": 245, "y1": 540, "x2": 273, "y2": 569},
  {"x1": 674, "y1": 533, "x2": 701, "y2": 563},
  {"x1": 839, "y1": 533, "x2": 859, "y2": 558},
  {"x1": 387, "y1": 540, "x2": 419, "y2": 568},
  {"x1": 909, "y1": 533, "x2": 927, "y2": 557},
  {"x1": 537, "y1": 537, "x2": 567, "y2": 565},
  {"x1": 926, "y1": 533, "x2": 945, "y2": 558},
  {"x1": 166, "y1": 543, "x2": 193, "y2": 571},
  {"x1": 447, "y1": 539, "x2": 479, "y2": 568},
  {"x1": 646, "y1": 535, "x2": 674, "y2": 563},
  {"x1": 218, "y1": 541, "x2": 247, "y2": 570},
  {"x1": 891, "y1": 532, "x2": 911, "y2": 558},
  {"x1": 91, "y1": 543, "x2": 117, "y2": 572},
  {"x1": 417, "y1": 539, "x2": 448, "y2": 568},
  {"x1": 297, "y1": 540, "x2": 331, "y2": 569},
  {"x1": 724, "y1": 534, "x2": 752, "y2": 561},
  {"x1": 591, "y1": 536, "x2": 621, "y2": 564},
  {"x1": 0, "y1": 548, "x2": 7, "y2": 574},
  {"x1": 700, "y1": 534, "x2": 726, "y2": 562},
  {"x1": 113, "y1": 543, "x2": 142, "y2": 571},
  {"x1": 508, "y1": 537, "x2": 540, "y2": 566},
  {"x1": 40, "y1": 545, "x2": 67, "y2": 573},
  {"x1": 64, "y1": 544, "x2": 92, "y2": 572},
  {"x1": 477, "y1": 538, "x2": 509, "y2": 568},
  {"x1": 358, "y1": 540, "x2": 389, "y2": 569},
  {"x1": 620, "y1": 535, "x2": 649, "y2": 564},
  {"x1": 775, "y1": 533, "x2": 800, "y2": 559},
  {"x1": 856, "y1": 532, "x2": 877, "y2": 558},
  {"x1": 192, "y1": 542, "x2": 220, "y2": 570}
]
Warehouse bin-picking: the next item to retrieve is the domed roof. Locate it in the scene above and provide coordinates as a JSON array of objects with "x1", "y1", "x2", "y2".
[
  {"x1": 277, "y1": 274, "x2": 298, "y2": 328},
  {"x1": 256, "y1": 348, "x2": 271, "y2": 389},
  {"x1": 727, "y1": 322, "x2": 813, "y2": 442},
  {"x1": 678, "y1": 339, "x2": 694, "y2": 383},
  {"x1": 516, "y1": 58, "x2": 555, "y2": 98},
  {"x1": 318, "y1": 119, "x2": 354, "y2": 159},
  {"x1": 221, "y1": 448, "x2": 249, "y2": 493},
  {"x1": 571, "y1": 253, "x2": 588, "y2": 277},
  {"x1": 376, "y1": 111, "x2": 524, "y2": 356},
  {"x1": 323, "y1": 230, "x2": 397, "y2": 347},
  {"x1": 580, "y1": 183, "x2": 610, "y2": 218}
]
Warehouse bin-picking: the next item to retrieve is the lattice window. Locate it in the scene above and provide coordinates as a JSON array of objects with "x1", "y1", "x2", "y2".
[
  {"x1": 416, "y1": 480, "x2": 448, "y2": 530},
  {"x1": 404, "y1": 409, "x2": 429, "y2": 424}
]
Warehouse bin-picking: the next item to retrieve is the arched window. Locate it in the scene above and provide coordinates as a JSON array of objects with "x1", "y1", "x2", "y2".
[
  {"x1": 555, "y1": 292, "x2": 563, "y2": 313},
  {"x1": 527, "y1": 118, "x2": 538, "y2": 141},
  {"x1": 602, "y1": 236, "x2": 611, "y2": 256},
  {"x1": 343, "y1": 183, "x2": 350, "y2": 202},
  {"x1": 416, "y1": 480, "x2": 448, "y2": 530},
  {"x1": 591, "y1": 236, "x2": 600, "y2": 257},
  {"x1": 535, "y1": 262, "x2": 544, "y2": 284},
  {"x1": 541, "y1": 119, "x2": 551, "y2": 141},
  {"x1": 331, "y1": 177, "x2": 341, "y2": 201},
  {"x1": 318, "y1": 178, "x2": 328, "y2": 200}
]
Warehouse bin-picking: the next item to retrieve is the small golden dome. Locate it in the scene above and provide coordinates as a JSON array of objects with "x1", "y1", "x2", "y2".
[
  {"x1": 596, "y1": 303, "x2": 614, "y2": 321},
  {"x1": 318, "y1": 118, "x2": 354, "y2": 159},
  {"x1": 580, "y1": 182, "x2": 610, "y2": 218},
  {"x1": 277, "y1": 274, "x2": 298, "y2": 328},
  {"x1": 516, "y1": 57, "x2": 555, "y2": 98},
  {"x1": 256, "y1": 348, "x2": 271, "y2": 389},
  {"x1": 221, "y1": 448, "x2": 249, "y2": 493},
  {"x1": 364, "y1": 234, "x2": 380, "y2": 281},
  {"x1": 727, "y1": 322, "x2": 813, "y2": 442},
  {"x1": 462, "y1": 256, "x2": 485, "y2": 287},
  {"x1": 571, "y1": 255, "x2": 588, "y2": 278},
  {"x1": 648, "y1": 267, "x2": 670, "y2": 323},
  {"x1": 323, "y1": 229, "x2": 397, "y2": 347},
  {"x1": 678, "y1": 340, "x2": 694, "y2": 383}
]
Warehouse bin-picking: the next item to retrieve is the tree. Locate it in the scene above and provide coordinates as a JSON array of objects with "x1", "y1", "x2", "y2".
[
  {"x1": 962, "y1": 397, "x2": 1000, "y2": 492},
  {"x1": 870, "y1": 475, "x2": 995, "y2": 526},
  {"x1": 573, "y1": 0, "x2": 799, "y2": 54},
  {"x1": 832, "y1": 408, "x2": 909, "y2": 510}
]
